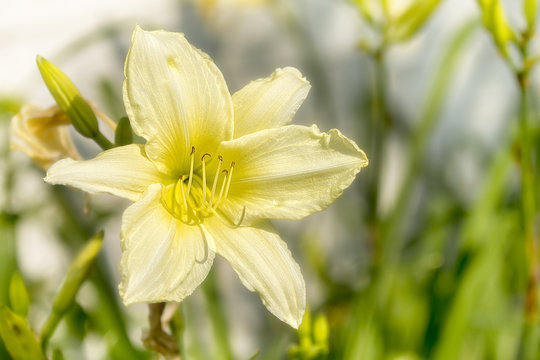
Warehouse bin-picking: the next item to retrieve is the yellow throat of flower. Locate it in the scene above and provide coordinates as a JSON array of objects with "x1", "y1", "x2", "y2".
[{"x1": 161, "y1": 147, "x2": 239, "y2": 225}]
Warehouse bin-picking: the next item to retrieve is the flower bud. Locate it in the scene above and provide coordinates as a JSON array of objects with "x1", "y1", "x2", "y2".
[
  {"x1": 524, "y1": 0, "x2": 537, "y2": 32},
  {"x1": 52, "y1": 231, "x2": 103, "y2": 314},
  {"x1": 41, "y1": 232, "x2": 103, "y2": 348},
  {"x1": 114, "y1": 116, "x2": 133, "y2": 146},
  {"x1": 9, "y1": 271, "x2": 29, "y2": 317},
  {"x1": 477, "y1": 0, "x2": 514, "y2": 56},
  {"x1": 312, "y1": 314, "x2": 329, "y2": 348},
  {"x1": 36, "y1": 56, "x2": 99, "y2": 139},
  {"x1": 10, "y1": 104, "x2": 82, "y2": 169}
]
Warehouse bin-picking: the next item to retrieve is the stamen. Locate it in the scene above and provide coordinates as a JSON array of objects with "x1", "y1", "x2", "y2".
[
  {"x1": 186, "y1": 146, "x2": 195, "y2": 198},
  {"x1": 209, "y1": 155, "x2": 223, "y2": 207},
  {"x1": 179, "y1": 176, "x2": 188, "y2": 210},
  {"x1": 170, "y1": 181, "x2": 178, "y2": 215},
  {"x1": 209, "y1": 205, "x2": 246, "y2": 229},
  {"x1": 214, "y1": 169, "x2": 228, "y2": 208},
  {"x1": 223, "y1": 162, "x2": 235, "y2": 202},
  {"x1": 233, "y1": 206, "x2": 246, "y2": 228},
  {"x1": 201, "y1": 153, "x2": 211, "y2": 206}
]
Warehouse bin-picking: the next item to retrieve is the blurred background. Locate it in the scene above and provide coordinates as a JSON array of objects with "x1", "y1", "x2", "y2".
[{"x1": 1, "y1": 0, "x2": 540, "y2": 359}]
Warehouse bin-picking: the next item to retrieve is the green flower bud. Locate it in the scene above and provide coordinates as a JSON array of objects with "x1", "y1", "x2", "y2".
[
  {"x1": 52, "y1": 348, "x2": 65, "y2": 360},
  {"x1": 354, "y1": 0, "x2": 374, "y2": 23},
  {"x1": 0, "y1": 304, "x2": 44, "y2": 360},
  {"x1": 524, "y1": 0, "x2": 537, "y2": 32},
  {"x1": 36, "y1": 56, "x2": 99, "y2": 139},
  {"x1": 391, "y1": 0, "x2": 443, "y2": 42},
  {"x1": 477, "y1": 0, "x2": 514, "y2": 56},
  {"x1": 9, "y1": 272, "x2": 29, "y2": 317},
  {"x1": 298, "y1": 307, "x2": 312, "y2": 349},
  {"x1": 53, "y1": 232, "x2": 102, "y2": 313},
  {"x1": 41, "y1": 231, "x2": 103, "y2": 349},
  {"x1": 312, "y1": 314, "x2": 329, "y2": 347},
  {"x1": 115, "y1": 116, "x2": 134, "y2": 146}
]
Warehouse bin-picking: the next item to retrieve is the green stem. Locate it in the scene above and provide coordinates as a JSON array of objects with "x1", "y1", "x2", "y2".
[
  {"x1": 515, "y1": 32, "x2": 540, "y2": 359},
  {"x1": 92, "y1": 131, "x2": 114, "y2": 150},
  {"x1": 202, "y1": 271, "x2": 233, "y2": 360},
  {"x1": 381, "y1": 20, "x2": 478, "y2": 266},
  {"x1": 52, "y1": 188, "x2": 146, "y2": 359},
  {"x1": 518, "y1": 71, "x2": 538, "y2": 322},
  {"x1": 40, "y1": 313, "x2": 62, "y2": 351},
  {"x1": 367, "y1": 48, "x2": 390, "y2": 227}
]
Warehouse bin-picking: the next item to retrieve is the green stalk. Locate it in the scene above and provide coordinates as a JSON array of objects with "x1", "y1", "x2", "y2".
[
  {"x1": 380, "y1": 19, "x2": 478, "y2": 268},
  {"x1": 516, "y1": 36, "x2": 539, "y2": 358},
  {"x1": 366, "y1": 48, "x2": 390, "y2": 230},
  {"x1": 93, "y1": 132, "x2": 114, "y2": 150},
  {"x1": 202, "y1": 270, "x2": 233, "y2": 360},
  {"x1": 52, "y1": 187, "x2": 146, "y2": 358},
  {"x1": 518, "y1": 70, "x2": 538, "y2": 324}
]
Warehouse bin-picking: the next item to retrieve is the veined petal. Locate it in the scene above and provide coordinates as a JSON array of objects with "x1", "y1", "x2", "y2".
[
  {"x1": 232, "y1": 67, "x2": 310, "y2": 138},
  {"x1": 123, "y1": 26, "x2": 233, "y2": 176},
  {"x1": 204, "y1": 218, "x2": 305, "y2": 328},
  {"x1": 45, "y1": 144, "x2": 166, "y2": 202},
  {"x1": 120, "y1": 184, "x2": 215, "y2": 304},
  {"x1": 218, "y1": 125, "x2": 368, "y2": 222}
]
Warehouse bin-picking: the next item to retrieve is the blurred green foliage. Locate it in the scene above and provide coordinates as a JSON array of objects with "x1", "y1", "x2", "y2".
[{"x1": 2, "y1": 0, "x2": 540, "y2": 359}]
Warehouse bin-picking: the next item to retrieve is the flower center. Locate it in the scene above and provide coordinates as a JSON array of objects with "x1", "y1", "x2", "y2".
[{"x1": 161, "y1": 147, "x2": 235, "y2": 225}]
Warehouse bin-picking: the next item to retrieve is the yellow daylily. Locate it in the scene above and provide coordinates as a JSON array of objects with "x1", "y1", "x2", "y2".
[
  {"x1": 45, "y1": 26, "x2": 368, "y2": 328},
  {"x1": 11, "y1": 104, "x2": 82, "y2": 170},
  {"x1": 195, "y1": 0, "x2": 267, "y2": 15}
]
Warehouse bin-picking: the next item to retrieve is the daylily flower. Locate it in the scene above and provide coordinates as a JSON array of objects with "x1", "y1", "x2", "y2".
[
  {"x1": 11, "y1": 104, "x2": 82, "y2": 170},
  {"x1": 195, "y1": 0, "x2": 267, "y2": 16},
  {"x1": 45, "y1": 26, "x2": 368, "y2": 328}
]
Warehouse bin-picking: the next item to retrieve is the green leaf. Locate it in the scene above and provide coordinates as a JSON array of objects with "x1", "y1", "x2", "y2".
[
  {"x1": 0, "y1": 213, "x2": 17, "y2": 305},
  {"x1": 0, "y1": 304, "x2": 44, "y2": 360}
]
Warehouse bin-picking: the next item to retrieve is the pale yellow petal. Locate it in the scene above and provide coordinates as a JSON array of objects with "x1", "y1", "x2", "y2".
[
  {"x1": 204, "y1": 218, "x2": 305, "y2": 328},
  {"x1": 232, "y1": 67, "x2": 310, "y2": 138},
  {"x1": 123, "y1": 26, "x2": 233, "y2": 176},
  {"x1": 218, "y1": 125, "x2": 368, "y2": 222},
  {"x1": 120, "y1": 184, "x2": 215, "y2": 304},
  {"x1": 45, "y1": 144, "x2": 166, "y2": 202}
]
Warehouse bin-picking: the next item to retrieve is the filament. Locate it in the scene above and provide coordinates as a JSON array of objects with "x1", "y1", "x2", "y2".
[
  {"x1": 201, "y1": 153, "x2": 211, "y2": 206},
  {"x1": 209, "y1": 156, "x2": 223, "y2": 207},
  {"x1": 186, "y1": 146, "x2": 195, "y2": 198}
]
